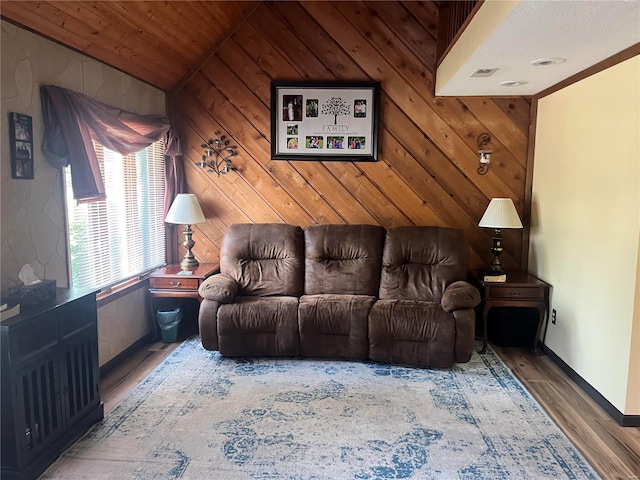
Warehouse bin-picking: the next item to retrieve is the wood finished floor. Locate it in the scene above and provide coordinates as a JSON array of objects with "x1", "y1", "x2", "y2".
[
  {"x1": 100, "y1": 338, "x2": 640, "y2": 480},
  {"x1": 493, "y1": 346, "x2": 640, "y2": 480}
]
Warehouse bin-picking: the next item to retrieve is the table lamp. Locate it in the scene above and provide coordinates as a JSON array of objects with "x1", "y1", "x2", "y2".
[
  {"x1": 478, "y1": 198, "x2": 523, "y2": 277},
  {"x1": 165, "y1": 193, "x2": 206, "y2": 270}
]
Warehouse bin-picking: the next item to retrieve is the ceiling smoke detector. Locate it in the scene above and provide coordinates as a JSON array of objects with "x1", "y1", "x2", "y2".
[
  {"x1": 471, "y1": 68, "x2": 498, "y2": 78},
  {"x1": 531, "y1": 57, "x2": 566, "y2": 66}
]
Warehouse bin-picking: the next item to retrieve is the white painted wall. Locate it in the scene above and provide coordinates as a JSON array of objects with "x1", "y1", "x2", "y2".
[
  {"x1": 1, "y1": 21, "x2": 165, "y2": 366},
  {"x1": 530, "y1": 56, "x2": 640, "y2": 414}
]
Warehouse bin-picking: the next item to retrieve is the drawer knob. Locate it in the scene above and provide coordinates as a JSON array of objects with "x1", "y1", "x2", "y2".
[
  {"x1": 170, "y1": 281, "x2": 182, "y2": 288},
  {"x1": 510, "y1": 292, "x2": 521, "y2": 296}
]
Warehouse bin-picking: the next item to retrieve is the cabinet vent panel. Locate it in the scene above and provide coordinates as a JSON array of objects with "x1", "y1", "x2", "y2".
[
  {"x1": 19, "y1": 359, "x2": 60, "y2": 452},
  {"x1": 65, "y1": 341, "x2": 97, "y2": 420}
]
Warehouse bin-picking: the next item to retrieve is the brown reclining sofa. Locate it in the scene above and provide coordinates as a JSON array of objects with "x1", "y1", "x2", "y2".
[{"x1": 198, "y1": 223, "x2": 480, "y2": 368}]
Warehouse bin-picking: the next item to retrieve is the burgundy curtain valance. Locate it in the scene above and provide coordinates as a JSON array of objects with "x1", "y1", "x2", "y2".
[{"x1": 40, "y1": 85, "x2": 184, "y2": 206}]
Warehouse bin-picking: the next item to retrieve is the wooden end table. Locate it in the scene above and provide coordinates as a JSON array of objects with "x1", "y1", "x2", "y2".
[
  {"x1": 473, "y1": 271, "x2": 551, "y2": 356},
  {"x1": 149, "y1": 263, "x2": 219, "y2": 327},
  {"x1": 149, "y1": 263, "x2": 219, "y2": 301}
]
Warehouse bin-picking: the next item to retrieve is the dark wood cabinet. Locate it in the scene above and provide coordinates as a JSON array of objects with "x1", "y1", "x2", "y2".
[{"x1": 1, "y1": 289, "x2": 103, "y2": 480}]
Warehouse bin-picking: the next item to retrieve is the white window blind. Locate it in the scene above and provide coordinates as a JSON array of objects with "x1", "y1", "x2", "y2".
[{"x1": 65, "y1": 141, "x2": 166, "y2": 290}]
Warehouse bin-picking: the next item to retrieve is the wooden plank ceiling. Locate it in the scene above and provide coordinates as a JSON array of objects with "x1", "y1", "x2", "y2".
[
  {"x1": 1, "y1": 1, "x2": 532, "y2": 271},
  {"x1": 0, "y1": 1, "x2": 254, "y2": 91}
]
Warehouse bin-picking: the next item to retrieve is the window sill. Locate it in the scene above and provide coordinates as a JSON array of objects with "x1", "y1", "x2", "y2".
[{"x1": 96, "y1": 275, "x2": 150, "y2": 308}]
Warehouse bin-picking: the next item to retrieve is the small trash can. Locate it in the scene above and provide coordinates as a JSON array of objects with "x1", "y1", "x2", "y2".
[{"x1": 157, "y1": 307, "x2": 182, "y2": 343}]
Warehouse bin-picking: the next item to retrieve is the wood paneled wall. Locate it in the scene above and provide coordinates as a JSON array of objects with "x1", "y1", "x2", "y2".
[{"x1": 170, "y1": 1, "x2": 531, "y2": 271}]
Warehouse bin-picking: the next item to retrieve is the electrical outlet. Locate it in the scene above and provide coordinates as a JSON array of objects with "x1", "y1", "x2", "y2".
[{"x1": 552, "y1": 309, "x2": 557, "y2": 325}]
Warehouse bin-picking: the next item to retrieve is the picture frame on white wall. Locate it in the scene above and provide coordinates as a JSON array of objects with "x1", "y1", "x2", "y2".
[{"x1": 9, "y1": 112, "x2": 34, "y2": 180}]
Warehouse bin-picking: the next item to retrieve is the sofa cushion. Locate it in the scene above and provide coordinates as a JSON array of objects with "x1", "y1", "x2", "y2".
[
  {"x1": 368, "y1": 299, "x2": 455, "y2": 368},
  {"x1": 379, "y1": 226, "x2": 468, "y2": 302},
  {"x1": 221, "y1": 223, "x2": 304, "y2": 297},
  {"x1": 217, "y1": 296, "x2": 300, "y2": 357},
  {"x1": 304, "y1": 224, "x2": 385, "y2": 296},
  {"x1": 299, "y1": 294, "x2": 375, "y2": 360}
]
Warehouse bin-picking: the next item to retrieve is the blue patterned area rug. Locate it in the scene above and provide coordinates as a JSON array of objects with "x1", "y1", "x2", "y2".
[{"x1": 41, "y1": 337, "x2": 599, "y2": 480}]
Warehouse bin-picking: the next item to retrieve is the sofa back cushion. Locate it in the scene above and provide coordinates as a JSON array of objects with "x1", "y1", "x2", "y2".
[
  {"x1": 221, "y1": 223, "x2": 304, "y2": 297},
  {"x1": 304, "y1": 224, "x2": 386, "y2": 296},
  {"x1": 379, "y1": 226, "x2": 468, "y2": 302}
]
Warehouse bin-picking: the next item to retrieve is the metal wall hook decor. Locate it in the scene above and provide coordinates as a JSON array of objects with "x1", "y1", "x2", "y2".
[
  {"x1": 477, "y1": 132, "x2": 492, "y2": 175},
  {"x1": 198, "y1": 131, "x2": 238, "y2": 177}
]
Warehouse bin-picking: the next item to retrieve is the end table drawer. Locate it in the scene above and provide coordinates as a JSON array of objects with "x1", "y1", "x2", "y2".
[
  {"x1": 150, "y1": 277, "x2": 199, "y2": 290},
  {"x1": 490, "y1": 286, "x2": 543, "y2": 300}
]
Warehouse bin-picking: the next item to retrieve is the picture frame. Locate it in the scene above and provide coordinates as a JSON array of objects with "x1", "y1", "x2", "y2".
[
  {"x1": 9, "y1": 112, "x2": 34, "y2": 179},
  {"x1": 270, "y1": 81, "x2": 380, "y2": 162}
]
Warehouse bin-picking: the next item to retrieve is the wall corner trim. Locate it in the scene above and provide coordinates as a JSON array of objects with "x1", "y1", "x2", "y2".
[{"x1": 535, "y1": 43, "x2": 640, "y2": 101}]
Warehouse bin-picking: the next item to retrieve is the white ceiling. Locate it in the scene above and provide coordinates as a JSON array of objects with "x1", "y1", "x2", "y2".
[{"x1": 436, "y1": 0, "x2": 640, "y2": 96}]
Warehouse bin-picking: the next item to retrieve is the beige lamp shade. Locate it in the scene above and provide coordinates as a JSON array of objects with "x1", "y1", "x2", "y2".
[
  {"x1": 165, "y1": 194, "x2": 206, "y2": 225},
  {"x1": 478, "y1": 198, "x2": 523, "y2": 229}
]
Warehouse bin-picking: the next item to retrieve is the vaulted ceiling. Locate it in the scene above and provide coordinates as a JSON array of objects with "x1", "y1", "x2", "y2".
[{"x1": 0, "y1": 1, "x2": 257, "y2": 91}]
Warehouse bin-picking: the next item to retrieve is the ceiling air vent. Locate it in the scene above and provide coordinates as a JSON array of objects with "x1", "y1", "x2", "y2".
[{"x1": 471, "y1": 68, "x2": 498, "y2": 78}]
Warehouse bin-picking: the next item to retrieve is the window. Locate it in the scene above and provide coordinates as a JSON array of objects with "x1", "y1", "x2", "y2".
[{"x1": 65, "y1": 141, "x2": 166, "y2": 290}]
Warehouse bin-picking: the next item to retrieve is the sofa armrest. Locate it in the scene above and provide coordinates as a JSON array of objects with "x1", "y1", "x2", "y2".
[
  {"x1": 441, "y1": 280, "x2": 481, "y2": 312},
  {"x1": 452, "y1": 309, "x2": 475, "y2": 363},
  {"x1": 198, "y1": 274, "x2": 238, "y2": 303},
  {"x1": 198, "y1": 299, "x2": 221, "y2": 351}
]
